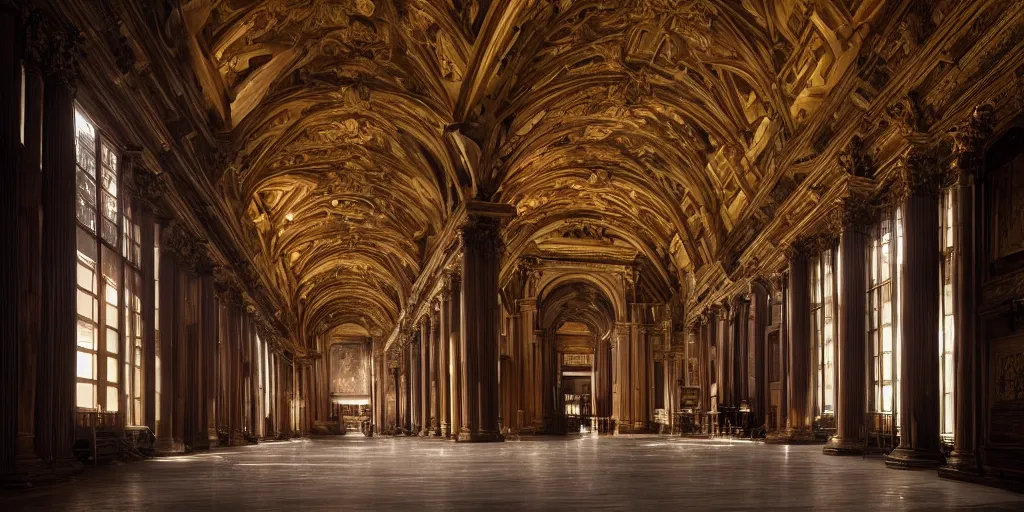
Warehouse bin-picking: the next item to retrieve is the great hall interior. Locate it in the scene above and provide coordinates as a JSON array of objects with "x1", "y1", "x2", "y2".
[{"x1": 2, "y1": 0, "x2": 1024, "y2": 509}]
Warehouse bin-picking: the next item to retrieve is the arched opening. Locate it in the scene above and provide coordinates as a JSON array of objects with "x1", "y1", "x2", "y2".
[{"x1": 538, "y1": 282, "x2": 616, "y2": 434}]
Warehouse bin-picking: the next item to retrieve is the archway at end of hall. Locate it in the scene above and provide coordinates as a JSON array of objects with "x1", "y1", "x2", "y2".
[{"x1": 538, "y1": 282, "x2": 616, "y2": 435}]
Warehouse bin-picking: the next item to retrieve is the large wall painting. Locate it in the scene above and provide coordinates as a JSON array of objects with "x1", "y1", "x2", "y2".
[{"x1": 330, "y1": 342, "x2": 369, "y2": 402}]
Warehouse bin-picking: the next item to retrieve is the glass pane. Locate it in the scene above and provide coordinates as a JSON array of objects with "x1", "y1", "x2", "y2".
[
  {"x1": 74, "y1": 109, "x2": 96, "y2": 176},
  {"x1": 101, "y1": 219, "x2": 118, "y2": 246},
  {"x1": 77, "y1": 351, "x2": 95, "y2": 379},
  {"x1": 76, "y1": 382, "x2": 95, "y2": 409},
  {"x1": 77, "y1": 319, "x2": 96, "y2": 350},
  {"x1": 101, "y1": 190, "x2": 117, "y2": 222},
  {"x1": 76, "y1": 172, "x2": 97, "y2": 231},
  {"x1": 106, "y1": 304, "x2": 119, "y2": 330},
  {"x1": 76, "y1": 290, "x2": 97, "y2": 321},
  {"x1": 101, "y1": 144, "x2": 117, "y2": 189},
  {"x1": 107, "y1": 357, "x2": 118, "y2": 384},
  {"x1": 106, "y1": 328, "x2": 119, "y2": 354},
  {"x1": 106, "y1": 386, "x2": 119, "y2": 412}
]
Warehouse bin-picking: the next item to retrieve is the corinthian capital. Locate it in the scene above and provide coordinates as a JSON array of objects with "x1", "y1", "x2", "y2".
[
  {"x1": 896, "y1": 146, "x2": 941, "y2": 200},
  {"x1": 24, "y1": 13, "x2": 83, "y2": 88},
  {"x1": 948, "y1": 104, "x2": 995, "y2": 186},
  {"x1": 826, "y1": 192, "x2": 876, "y2": 236}
]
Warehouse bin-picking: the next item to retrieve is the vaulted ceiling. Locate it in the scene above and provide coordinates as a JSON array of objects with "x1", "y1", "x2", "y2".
[{"x1": 173, "y1": 0, "x2": 892, "y2": 346}]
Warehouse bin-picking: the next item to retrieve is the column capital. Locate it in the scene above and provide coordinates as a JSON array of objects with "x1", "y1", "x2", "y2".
[
  {"x1": 895, "y1": 145, "x2": 943, "y2": 200},
  {"x1": 826, "y1": 191, "x2": 876, "y2": 236},
  {"x1": 782, "y1": 235, "x2": 815, "y2": 262},
  {"x1": 24, "y1": 14, "x2": 84, "y2": 89},
  {"x1": 442, "y1": 269, "x2": 461, "y2": 295},
  {"x1": 947, "y1": 104, "x2": 995, "y2": 187},
  {"x1": 837, "y1": 135, "x2": 875, "y2": 179},
  {"x1": 162, "y1": 220, "x2": 211, "y2": 276}
]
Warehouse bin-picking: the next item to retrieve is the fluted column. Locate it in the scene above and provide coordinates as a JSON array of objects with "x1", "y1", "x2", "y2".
[
  {"x1": 457, "y1": 203, "x2": 514, "y2": 442},
  {"x1": 16, "y1": 58, "x2": 44, "y2": 475},
  {"x1": 200, "y1": 271, "x2": 217, "y2": 447},
  {"x1": 430, "y1": 306, "x2": 442, "y2": 436},
  {"x1": 416, "y1": 316, "x2": 426, "y2": 436},
  {"x1": 941, "y1": 106, "x2": 992, "y2": 477},
  {"x1": 518, "y1": 299, "x2": 539, "y2": 431},
  {"x1": 34, "y1": 23, "x2": 81, "y2": 469},
  {"x1": 887, "y1": 146, "x2": 945, "y2": 469},
  {"x1": 448, "y1": 272, "x2": 462, "y2": 439},
  {"x1": 772, "y1": 238, "x2": 814, "y2": 442},
  {"x1": 438, "y1": 290, "x2": 451, "y2": 437},
  {"x1": 1, "y1": 4, "x2": 23, "y2": 476},
  {"x1": 825, "y1": 195, "x2": 872, "y2": 455}
]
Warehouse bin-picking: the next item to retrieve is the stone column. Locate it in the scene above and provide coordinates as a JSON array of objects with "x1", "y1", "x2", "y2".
[
  {"x1": 448, "y1": 271, "x2": 462, "y2": 439},
  {"x1": 0, "y1": 4, "x2": 23, "y2": 477},
  {"x1": 413, "y1": 315, "x2": 425, "y2": 436},
  {"x1": 200, "y1": 271, "x2": 217, "y2": 447},
  {"x1": 516, "y1": 299, "x2": 540, "y2": 430},
  {"x1": 438, "y1": 290, "x2": 451, "y2": 437},
  {"x1": 36, "y1": 26, "x2": 82, "y2": 468},
  {"x1": 941, "y1": 106, "x2": 992, "y2": 477},
  {"x1": 430, "y1": 305, "x2": 442, "y2": 436},
  {"x1": 408, "y1": 333, "x2": 419, "y2": 434},
  {"x1": 457, "y1": 202, "x2": 515, "y2": 442},
  {"x1": 772, "y1": 238, "x2": 814, "y2": 442},
  {"x1": 886, "y1": 146, "x2": 946, "y2": 469},
  {"x1": 825, "y1": 195, "x2": 872, "y2": 456},
  {"x1": 16, "y1": 58, "x2": 44, "y2": 477},
  {"x1": 736, "y1": 297, "x2": 751, "y2": 408}
]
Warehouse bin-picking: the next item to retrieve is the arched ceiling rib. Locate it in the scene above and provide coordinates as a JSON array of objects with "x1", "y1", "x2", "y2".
[{"x1": 181, "y1": 0, "x2": 887, "y2": 348}]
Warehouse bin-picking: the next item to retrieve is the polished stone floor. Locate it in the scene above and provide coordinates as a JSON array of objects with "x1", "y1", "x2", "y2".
[{"x1": 3, "y1": 436, "x2": 1022, "y2": 511}]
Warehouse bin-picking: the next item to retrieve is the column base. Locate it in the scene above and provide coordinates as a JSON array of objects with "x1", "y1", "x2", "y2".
[
  {"x1": 52, "y1": 456, "x2": 84, "y2": 477},
  {"x1": 885, "y1": 447, "x2": 945, "y2": 469},
  {"x1": 153, "y1": 437, "x2": 185, "y2": 455},
  {"x1": 765, "y1": 428, "x2": 818, "y2": 444},
  {"x1": 823, "y1": 437, "x2": 866, "y2": 456},
  {"x1": 939, "y1": 450, "x2": 980, "y2": 477},
  {"x1": 455, "y1": 430, "x2": 504, "y2": 443},
  {"x1": 4, "y1": 436, "x2": 57, "y2": 487},
  {"x1": 207, "y1": 428, "x2": 220, "y2": 448}
]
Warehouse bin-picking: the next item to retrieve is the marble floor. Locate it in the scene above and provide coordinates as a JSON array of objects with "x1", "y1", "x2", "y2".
[{"x1": 3, "y1": 436, "x2": 1022, "y2": 511}]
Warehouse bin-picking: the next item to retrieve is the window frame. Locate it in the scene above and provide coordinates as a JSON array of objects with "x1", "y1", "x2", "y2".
[{"x1": 74, "y1": 105, "x2": 134, "y2": 418}]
